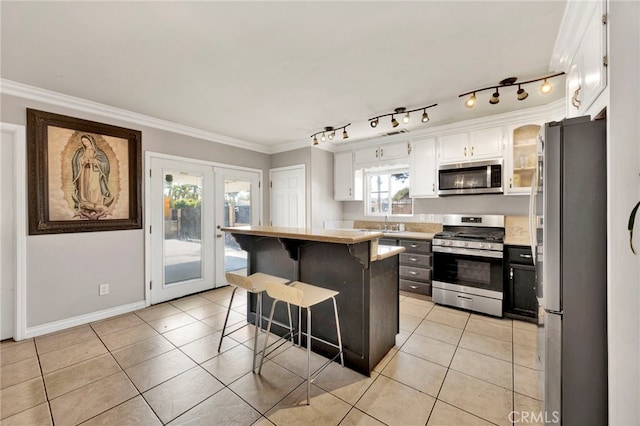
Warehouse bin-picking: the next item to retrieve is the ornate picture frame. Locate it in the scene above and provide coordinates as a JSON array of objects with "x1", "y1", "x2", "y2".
[{"x1": 27, "y1": 109, "x2": 142, "y2": 234}]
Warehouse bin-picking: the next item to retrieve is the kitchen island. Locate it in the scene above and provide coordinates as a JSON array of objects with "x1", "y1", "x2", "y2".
[{"x1": 220, "y1": 226, "x2": 405, "y2": 376}]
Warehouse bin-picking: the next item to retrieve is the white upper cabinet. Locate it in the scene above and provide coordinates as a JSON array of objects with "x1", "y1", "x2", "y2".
[
  {"x1": 555, "y1": 0, "x2": 607, "y2": 118},
  {"x1": 409, "y1": 138, "x2": 437, "y2": 198},
  {"x1": 354, "y1": 141, "x2": 411, "y2": 167},
  {"x1": 437, "y1": 127, "x2": 503, "y2": 164},
  {"x1": 504, "y1": 122, "x2": 543, "y2": 195},
  {"x1": 334, "y1": 151, "x2": 362, "y2": 201}
]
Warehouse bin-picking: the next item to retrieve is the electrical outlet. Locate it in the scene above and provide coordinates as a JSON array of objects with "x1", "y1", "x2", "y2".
[
  {"x1": 428, "y1": 214, "x2": 435, "y2": 222},
  {"x1": 99, "y1": 283, "x2": 109, "y2": 296}
]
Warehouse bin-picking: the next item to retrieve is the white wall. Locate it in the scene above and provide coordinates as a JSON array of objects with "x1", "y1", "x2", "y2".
[{"x1": 606, "y1": 1, "x2": 640, "y2": 423}]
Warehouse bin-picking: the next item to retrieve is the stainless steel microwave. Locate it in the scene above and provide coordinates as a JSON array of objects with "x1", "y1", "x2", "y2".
[{"x1": 437, "y1": 159, "x2": 503, "y2": 195}]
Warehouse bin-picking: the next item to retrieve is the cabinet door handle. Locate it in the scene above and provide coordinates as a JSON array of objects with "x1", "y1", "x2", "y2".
[
  {"x1": 410, "y1": 285, "x2": 419, "y2": 289},
  {"x1": 410, "y1": 243, "x2": 418, "y2": 248},
  {"x1": 409, "y1": 257, "x2": 419, "y2": 262},
  {"x1": 471, "y1": 146, "x2": 475, "y2": 156},
  {"x1": 432, "y1": 183, "x2": 435, "y2": 192},
  {"x1": 349, "y1": 188, "x2": 352, "y2": 197},
  {"x1": 519, "y1": 254, "x2": 533, "y2": 259},
  {"x1": 510, "y1": 267, "x2": 514, "y2": 280},
  {"x1": 409, "y1": 271, "x2": 418, "y2": 275},
  {"x1": 464, "y1": 146, "x2": 467, "y2": 157},
  {"x1": 571, "y1": 85, "x2": 582, "y2": 109},
  {"x1": 380, "y1": 148, "x2": 384, "y2": 157},
  {"x1": 509, "y1": 178, "x2": 513, "y2": 189}
]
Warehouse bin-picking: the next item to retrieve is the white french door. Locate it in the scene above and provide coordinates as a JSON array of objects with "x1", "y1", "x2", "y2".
[
  {"x1": 150, "y1": 157, "x2": 215, "y2": 304},
  {"x1": 214, "y1": 167, "x2": 261, "y2": 282}
]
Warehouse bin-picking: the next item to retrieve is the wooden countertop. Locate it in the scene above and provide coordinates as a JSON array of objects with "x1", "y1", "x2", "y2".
[
  {"x1": 375, "y1": 245, "x2": 406, "y2": 260},
  {"x1": 221, "y1": 225, "x2": 384, "y2": 244},
  {"x1": 381, "y1": 231, "x2": 436, "y2": 240}
]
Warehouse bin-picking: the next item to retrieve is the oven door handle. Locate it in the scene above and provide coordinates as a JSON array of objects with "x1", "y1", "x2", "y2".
[{"x1": 433, "y1": 245, "x2": 503, "y2": 259}]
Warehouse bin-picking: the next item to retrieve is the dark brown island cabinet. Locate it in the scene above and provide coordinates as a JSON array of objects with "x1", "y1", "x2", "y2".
[
  {"x1": 503, "y1": 246, "x2": 538, "y2": 322},
  {"x1": 221, "y1": 226, "x2": 405, "y2": 376}
]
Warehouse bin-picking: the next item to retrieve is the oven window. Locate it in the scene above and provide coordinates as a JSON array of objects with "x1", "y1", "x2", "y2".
[
  {"x1": 365, "y1": 168, "x2": 412, "y2": 216},
  {"x1": 456, "y1": 259, "x2": 490, "y2": 284},
  {"x1": 433, "y1": 252, "x2": 503, "y2": 292}
]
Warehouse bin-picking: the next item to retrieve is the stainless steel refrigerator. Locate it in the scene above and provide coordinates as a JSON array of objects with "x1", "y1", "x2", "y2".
[{"x1": 530, "y1": 116, "x2": 608, "y2": 425}]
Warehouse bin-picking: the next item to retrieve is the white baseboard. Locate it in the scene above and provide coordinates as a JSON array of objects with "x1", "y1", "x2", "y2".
[{"x1": 23, "y1": 301, "x2": 147, "y2": 340}]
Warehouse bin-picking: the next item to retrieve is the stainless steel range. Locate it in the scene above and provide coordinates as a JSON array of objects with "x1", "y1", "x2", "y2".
[{"x1": 432, "y1": 214, "x2": 505, "y2": 317}]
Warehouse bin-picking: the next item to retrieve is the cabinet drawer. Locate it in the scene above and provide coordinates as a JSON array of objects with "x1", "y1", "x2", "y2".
[
  {"x1": 400, "y1": 253, "x2": 431, "y2": 268},
  {"x1": 400, "y1": 240, "x2": 432, "y2": 254},
  {"x1": 507, "y1": 247, "x2": 534, "y2": 265},
  {"x1": 400, "y1": 266, "x2": 431, "y2": 282},
  {"x1": 400, "y1": 279, "x2": 431, "y2": 296}
]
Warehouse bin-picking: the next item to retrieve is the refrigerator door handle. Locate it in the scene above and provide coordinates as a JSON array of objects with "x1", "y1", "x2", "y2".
[{"x1": 529, "y1": 171, "x2": 538, "y2": 265}]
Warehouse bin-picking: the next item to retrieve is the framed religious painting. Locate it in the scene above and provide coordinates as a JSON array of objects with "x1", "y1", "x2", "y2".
[{"x1": 27, "y1": 109, "x2": 142, "y2": 234}]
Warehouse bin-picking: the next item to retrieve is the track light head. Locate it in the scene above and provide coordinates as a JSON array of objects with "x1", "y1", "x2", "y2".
[
  {"x1": 342, "y1": 128, "x2": 348, "y2": 139},
  {"x1": 402, "y1": 112, "x2": 410, "y2": 124},
  {"x1": 489, "y1": 89, "x2": 500, "y2": 105},
  {"x1": 465, "y1": 93, "x2": 477, "y2": 108},
  {"x1": 391, "y1": 115, "x2": 399, "y2": 127},
  {"x1": 370, "y1": 118, "x2": 378, "y2": 128},
  {"x1": 312, "y1": 136, "x2": 318, "y2": 145},
  {"x1": 517, "y1": 85, "x2": 529, "y2": 101},
  {"x1": 421, "y1": 110, "x2": 430, "y2": 123},
  {"x1": 320, "y1": 132, "x2": 326, "y2": 142},
  {"x1": 540, "y1": 78, "x2": 552, "y2": 94}
]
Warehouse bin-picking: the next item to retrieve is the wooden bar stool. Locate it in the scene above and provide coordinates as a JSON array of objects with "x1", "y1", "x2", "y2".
[
  {"x1": 258, "y1": 280, "x2": 344, "y2": 405},
  {"x1": 218, "y1": 272, "x2": 289, "y2": 372}
]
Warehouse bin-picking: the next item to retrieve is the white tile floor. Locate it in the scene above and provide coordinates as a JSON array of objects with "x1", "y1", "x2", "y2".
[{"x1": 0, "y1": 287, "x2": 542, "y2": 425}]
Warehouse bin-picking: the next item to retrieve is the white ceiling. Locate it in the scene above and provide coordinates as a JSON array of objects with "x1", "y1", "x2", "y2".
[{"x1": 1, "y1": 1, "x2": 567, "y2": 152}]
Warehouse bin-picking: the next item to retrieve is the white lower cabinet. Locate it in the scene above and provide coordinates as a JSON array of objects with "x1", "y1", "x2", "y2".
[
  {"x1": 334, "y1": 151, "x2": 362, "y2": 201},
  {"x1": 409, "y1": 138, "x2": 437, "y2": 198}
]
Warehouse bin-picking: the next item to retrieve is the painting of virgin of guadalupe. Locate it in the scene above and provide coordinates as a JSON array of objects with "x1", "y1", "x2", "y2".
[
  {"x1": 27, "y1": 109, "x2": 142, "y2": 234},
  {"x1": 71, "y1": 134, "x2": 115, "y2": 220}
]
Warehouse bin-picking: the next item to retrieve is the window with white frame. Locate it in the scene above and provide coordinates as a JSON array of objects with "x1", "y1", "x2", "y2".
[{"x1": 365, "y1": 168, "x2": 412, "y2": 216}]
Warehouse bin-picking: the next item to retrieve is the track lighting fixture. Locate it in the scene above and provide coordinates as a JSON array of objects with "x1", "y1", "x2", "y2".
[
  {"x1": 459, "y1": 72, "x2": 564, "y2": 107},
  {"x1": 489, "y1": 88, "x2": 500, "y2": 105},
  {"x1": 465, "y1": 93, "x2": 477, "y2": 108},
  {"x1": 540, "y1": 78, "x2": 552, "y2": 94},
  {"x1": 517, "y1": 85, "x2": 528, "y2": 101},
  {"x1": 368, "y1": 104, "x2": 437, "y2": 129},
  {"x1": 310, "y1": 124, "x2": 351, "y2": 145}
]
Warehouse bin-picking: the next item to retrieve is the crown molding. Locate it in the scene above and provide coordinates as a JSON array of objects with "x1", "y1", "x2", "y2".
[{"x1": 0, "y1": 79, "x2": 272, "y2": 154}]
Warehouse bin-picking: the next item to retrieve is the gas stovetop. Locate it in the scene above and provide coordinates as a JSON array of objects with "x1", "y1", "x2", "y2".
[
  {"x1": 434, "y1": 230, "x2": 504, "y2": 242},
  {"x1": 433, "y1": 215, "x2": 505, "y2": 252}
]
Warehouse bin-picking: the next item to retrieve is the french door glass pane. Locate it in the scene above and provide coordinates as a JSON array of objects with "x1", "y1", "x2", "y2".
[
  {"x1": 224, "y1": 178, "x2": 251, "y2": 274},
  {"x1": 164, "y1": 170, "x2": 203, "y2": 285}
]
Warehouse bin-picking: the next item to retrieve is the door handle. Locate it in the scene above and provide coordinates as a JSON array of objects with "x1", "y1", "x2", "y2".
[{"x1": 216, "y1": 234, "x2": 223, "y2": 238}]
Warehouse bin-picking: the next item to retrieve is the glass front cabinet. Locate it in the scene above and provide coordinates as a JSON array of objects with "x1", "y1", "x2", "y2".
[{"x1": 504, "y1": 123, "x2": 542, "y2": 195}]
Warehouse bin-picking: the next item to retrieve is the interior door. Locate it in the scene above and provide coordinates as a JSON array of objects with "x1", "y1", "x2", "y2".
[
  {"x1": 270, "y1": 165, "x2": 305, "y2": 227},
  {"x1": 150, "y1": 158, "x2": 214, "y2": 304},
  {"x1": 0, "y1": 128, "x2": 13, "y2": 339},
  {"x1": 214, "y1": 167, "x2": 261, "y2": 282}
]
